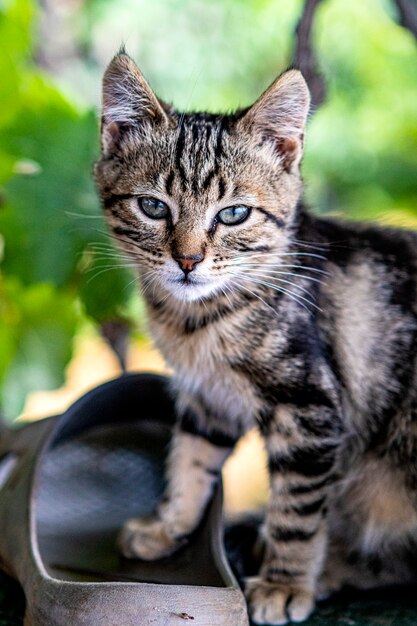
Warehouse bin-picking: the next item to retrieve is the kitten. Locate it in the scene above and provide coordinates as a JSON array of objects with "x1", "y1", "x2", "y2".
[{"x1": 95, "y1": 50, "x2": 417, "y2": 624}]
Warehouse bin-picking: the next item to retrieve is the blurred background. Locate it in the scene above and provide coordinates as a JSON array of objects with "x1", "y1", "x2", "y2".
[{"x1": 1, "y1": 0, "x2": 416, "y2": 511}]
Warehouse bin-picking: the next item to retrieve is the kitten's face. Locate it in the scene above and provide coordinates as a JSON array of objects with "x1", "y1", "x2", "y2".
[{"x1": 95, "y1": 53, "x2": 310, "y2": 303}]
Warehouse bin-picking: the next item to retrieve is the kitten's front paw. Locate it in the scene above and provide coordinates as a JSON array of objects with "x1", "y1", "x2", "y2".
[
  {"x1": 246, "y1": 578, "x2": 314, "y2": 625},
  {"x1": 118, "y1": 515, "x2": 186, "y2": 561}
]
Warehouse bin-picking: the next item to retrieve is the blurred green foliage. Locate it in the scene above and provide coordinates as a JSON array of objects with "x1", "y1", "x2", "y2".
[
  {"x1": 0, "y1": 0, "x2": 416, "y2": 420},
  {"x1": 0, "y1": 0, "x2": 135, "y2": 420}
]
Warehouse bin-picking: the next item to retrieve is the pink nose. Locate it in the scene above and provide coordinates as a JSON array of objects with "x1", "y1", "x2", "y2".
[{"x1": 173, "y1": 254, "x2": 204, "y2": 273}]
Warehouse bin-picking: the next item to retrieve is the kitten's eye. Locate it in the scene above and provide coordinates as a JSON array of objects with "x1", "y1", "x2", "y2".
[
  {"x1": 217, "y1": 205, "x2": 251, "y2": 226},
  {"x1": 217, "y1": 206, "x2": 250, "y2": 226},
  {"x1": 139, "y1": 197, "x2": 169, "y2": 219}
]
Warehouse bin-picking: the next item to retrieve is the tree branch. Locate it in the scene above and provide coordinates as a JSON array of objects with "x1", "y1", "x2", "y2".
[
  {"x1": 293, "y1": 0, "x2": 326, "y2": 108},
  {"x1": 393, "y1": 0, "x2": 417, "y2": 40}
]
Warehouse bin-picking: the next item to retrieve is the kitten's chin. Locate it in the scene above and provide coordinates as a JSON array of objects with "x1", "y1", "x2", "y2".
[{"x1": 162, "y1": 278, "x2": 222, "y2": 303}]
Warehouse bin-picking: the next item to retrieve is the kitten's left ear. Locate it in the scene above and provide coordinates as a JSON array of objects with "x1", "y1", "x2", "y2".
[
  {"x1": 238, "y1": 70, "x2": 310, "y2": 172},
  {"x1": 101, "y1": 50, "x2": 170, "y2": 157}
]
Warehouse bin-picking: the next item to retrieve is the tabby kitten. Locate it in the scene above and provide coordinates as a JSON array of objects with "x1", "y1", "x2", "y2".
[{"x1": 95, "y1": 51, "x2": 417, "y2": 625}]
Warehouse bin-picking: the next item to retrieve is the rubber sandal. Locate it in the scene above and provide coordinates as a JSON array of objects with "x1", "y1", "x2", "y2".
[{"x1": 0, "y1": 373, "x2": 249, "y2": 626}]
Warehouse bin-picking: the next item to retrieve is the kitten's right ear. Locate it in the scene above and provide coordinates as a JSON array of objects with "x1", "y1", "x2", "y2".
[{"x1": 101, "y1": 51, "x2": 169, "y2": 157}]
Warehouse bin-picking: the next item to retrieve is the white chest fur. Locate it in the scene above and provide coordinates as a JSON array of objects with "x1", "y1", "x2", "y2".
[{"x1": 150, "y1": 317, "x2": 259, "y2": 430}]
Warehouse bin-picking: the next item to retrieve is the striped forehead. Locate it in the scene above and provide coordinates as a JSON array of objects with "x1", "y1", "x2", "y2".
[{"x1": 167, "y1": 114, "x2": 227, "y2": 199}]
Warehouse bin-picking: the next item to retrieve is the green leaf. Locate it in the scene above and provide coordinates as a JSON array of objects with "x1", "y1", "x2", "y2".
[
  {"x1": 0, "y1": 80, "x2": 100, "y2": 286},
  {"x1": 0, "y1": 0, "x2": 34, "y2": 129},
  {"x1": 0, "y1": 278, "x2": 79, "y2": 421}
]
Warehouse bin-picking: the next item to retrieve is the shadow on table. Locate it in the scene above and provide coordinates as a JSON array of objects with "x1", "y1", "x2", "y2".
[
  {"x1": 308, "y1": 585, "x2": 417, "y2": 625},
  {"x1": 0, "y1": 572, "x2": 25, "y2": 626}
]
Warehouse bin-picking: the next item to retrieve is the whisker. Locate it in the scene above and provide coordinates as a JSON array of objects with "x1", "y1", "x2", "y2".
[
  {"x1": 91, "y1": 256, "x2": 134, "y2": 265},
  {"x1": 219, "y1": 283, "x2": 235, "y2": 309},
  {"x1": 238, "y1": 269, "x2": 325, "y2": 286},
  {"x1": 86, "y1": 228, "x2": 158, "y2": 257},
  {"x1": 226, "y1": 278, "x2": 280, "y2": 319},
  {"x1": 88, "y1": 242, "x2": 131, "y2": 252},
  {"x1": 86, "y1": 262, "x2": 138, "y2": 272},
  {"x1": 157, "y1": 287, "x2": 172, "y2": 306},
  {"x1": 86, "y1": 263, "x2": 137, "y2": 284},
  {"x1": 246, "y1": 279, "x2": 314, "y2": 313},
  {"x1": 88, "y1": 245, "x2": 132, "y2": 255},
  {"x1": 65, "y1": 211, "x2": 105, "y2": 220},
  {"x1": 123, "y1": 273, "x2": 144, "y2": 293},
  {"x1": 232, "y1": 272, "x2": 321, "y2": 313},
  {"x1": 232, "y1": 270, "x2": 314, "y2": 299},
  {"x1": 124, "y1": 276, "x2": 140, "y2": 294},
  {"x1": 133, "y1": 268, "x2": 160, "y2": 297},
  {"x1": 87, "y1": 249, "x2": 133, "y2": 261},
  {"x1": 233, "y1": 251, "x2": 327, "y2": 261},
  {"x1": 85, "y1": 263, "x2": 138, "y2": 274},
  {"x1": 234, "y1": 263, "x2": 329, "y2": 276},
  {"x1": 232, "y1": 253, "x2": 280, "y2": 262},
  {"x1": 115, "y1": 240, "x2": 163, "y2": 263},
  {"x1": 141, "y1": 269, "x2": 167, "y2": 300},
  {"x1": 288, "y1": 238, "x2": 329, "y2": 251}
]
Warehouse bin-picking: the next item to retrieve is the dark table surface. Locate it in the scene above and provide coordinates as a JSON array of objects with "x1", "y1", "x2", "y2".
[{"x1": 1, "y1": 571, "x2": 416, "y2": 626}]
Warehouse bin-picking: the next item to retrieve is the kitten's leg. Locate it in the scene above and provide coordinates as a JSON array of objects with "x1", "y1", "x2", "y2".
[
  {"x1": 247, "y1": 403, "x2": 340, "y2": 625},
  {"x1": 119, "y1": 400, "x2": 238, "y2": 560}
]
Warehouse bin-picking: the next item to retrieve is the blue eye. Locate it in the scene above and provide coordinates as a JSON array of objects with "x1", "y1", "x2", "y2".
[
  {"x1": 139, "y1": 197, "x2": 169, "y2": 219},
  {"x1": 217, "y1": 205, "x2": 251, "y2": 225}
]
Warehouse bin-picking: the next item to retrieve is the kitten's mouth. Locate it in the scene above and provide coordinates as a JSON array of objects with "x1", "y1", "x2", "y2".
[
  {"x1": 172, "y1": 275, "x2": 202, "y2": 287},
  {"x1": 162, "y1": 274, "x2": 220, "y2": 302},
  {"x1": 180, "y1": 276, "x2": 195, "y2": 285}
]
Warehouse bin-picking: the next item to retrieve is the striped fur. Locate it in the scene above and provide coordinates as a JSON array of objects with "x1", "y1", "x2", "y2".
[{"x1": 95, "y1": 52, "x2": 417, "y2": 624}]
